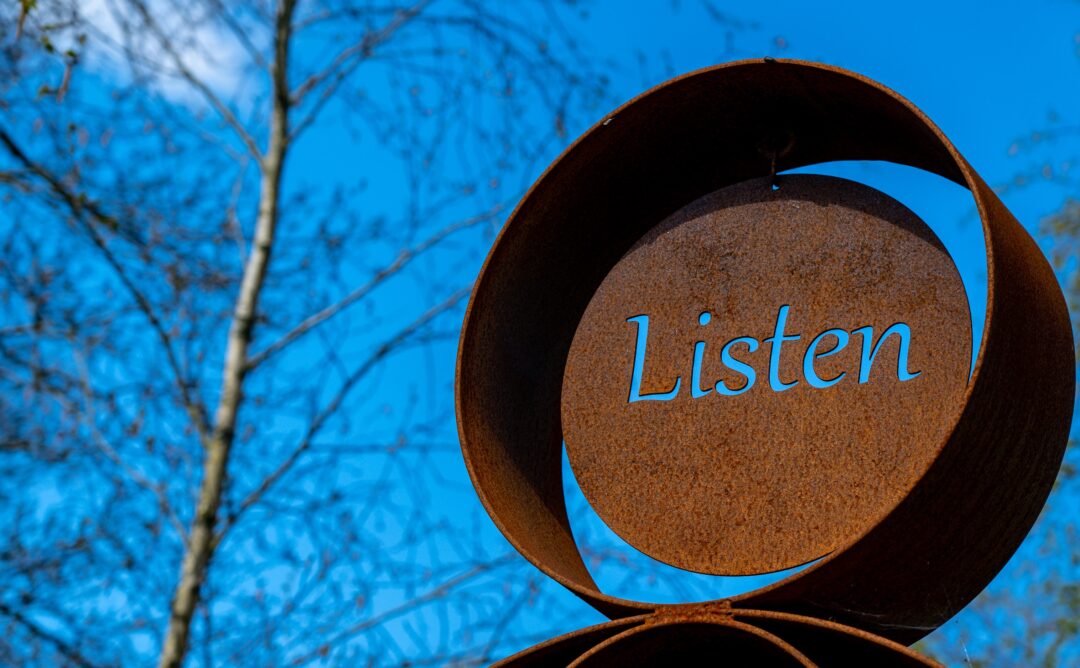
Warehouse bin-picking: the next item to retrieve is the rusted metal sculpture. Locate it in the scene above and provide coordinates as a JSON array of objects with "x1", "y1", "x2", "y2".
[{"x1": 455, "y1": 59, "x2": 1075, "y2": 665}]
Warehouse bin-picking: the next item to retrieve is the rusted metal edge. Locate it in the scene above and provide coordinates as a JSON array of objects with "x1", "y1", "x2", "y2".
[
  {"x1": 734, "y1": 609, "x2": 941, "y2": 667},
  {"x1": 455, "y1": 58, "x2": 1075, "y2": 641},
  {"x1": 559, "y1": 174, "x2": 972, "y2": 575},
  {"x1": 494, "y1": 608, "x2": 941, "y2": 666},
  {"x1": 491, "y1": 616, "x2": 649, "y2": 667},
  {"x1": 567, "y1": 618, "x2": 815, "y2": 667}
]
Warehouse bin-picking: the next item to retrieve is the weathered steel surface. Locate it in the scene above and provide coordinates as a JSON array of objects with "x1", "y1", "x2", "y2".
[
  {"x1": 737, "y1": 610, "x2": 939, "y2": 667},
  {"x1": 562, "y1": 175, "x2": 971, "y2": 575},
  {"x1": 569, "y1": 620, "x2": 814, "y2": 667},
  {"x1": 495, "y1": 609, "x2": 940, "y2": 667},
  {"x1": 490, "y1": 618, "x2": 645, "y2": 667},
  {"x1": 455, "y1": 57, "x2": 1075, "y2": 660}
]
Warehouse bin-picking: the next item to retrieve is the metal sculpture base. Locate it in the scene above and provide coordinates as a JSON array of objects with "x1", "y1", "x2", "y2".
[
  {"x1": 497, "y1": 605, "x2": 940, "y2": 666},
  {"x1": 455, "y1": 59, "x2": 1074, "y2": 667}
]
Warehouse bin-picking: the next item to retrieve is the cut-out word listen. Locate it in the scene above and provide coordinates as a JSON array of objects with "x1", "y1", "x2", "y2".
[{"x1": 626, "y1": 305, "x2": 919, "y2": 402}]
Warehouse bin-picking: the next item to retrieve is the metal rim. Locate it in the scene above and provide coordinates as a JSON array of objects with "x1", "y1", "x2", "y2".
[
  {"x1": 496, "y1": 608, "x2": 942, "y2": 666},
  {"x1": 455, "y1": 58, "x2": 1074, "y2": 643}
]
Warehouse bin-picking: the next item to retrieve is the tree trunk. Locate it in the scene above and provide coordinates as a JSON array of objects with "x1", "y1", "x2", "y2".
[{"x1": 158, "y1": 2, "x2": 294, "y2": 666}]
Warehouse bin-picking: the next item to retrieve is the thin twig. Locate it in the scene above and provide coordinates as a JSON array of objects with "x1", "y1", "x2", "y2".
[
  {"x1": 288, "y1": 0, "x2": 432, "y2": 142},
  {"x1": 246, "y1": 208, "x2": 494, "y2": 371},
  {"x1": 220, "y1": 286, "x2": 470, "y2": 541},
  {"x1": 0, "y1": 602, "x2": 101, "y2": 668},
  {"x1": 287, "y1": 552, "x2": 517, "y2": 666},
  {"x1": 0, "y1": 126, "x2": 212, "y2": 446},
  {"x1": 127, "y1": 0, "x2": 265, "y2": 164}
]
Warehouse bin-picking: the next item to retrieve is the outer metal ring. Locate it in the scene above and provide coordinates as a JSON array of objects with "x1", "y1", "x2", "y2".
[{"x1": 455, "y1": 59, "x2": 1074, "y2": 646}]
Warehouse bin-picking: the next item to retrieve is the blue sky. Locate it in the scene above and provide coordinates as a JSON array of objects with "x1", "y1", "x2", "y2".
[{"x1": 10, "y1": 1, "x2": 1079, "y2": 664}]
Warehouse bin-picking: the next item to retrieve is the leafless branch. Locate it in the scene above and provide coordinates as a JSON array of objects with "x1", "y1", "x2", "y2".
[
  {"x1": 221, "y1": 285, "x2": 470, "y2": 540},
  {"x1": 247, "y1": 208, "x2": 495, "y2": 371},
  {"x1": 0, "y1": 602, "x2": 100, "y2": 668},
  {"x1": 126, "y1": 0, "x2": 266, "y2": 164},
  {"x1": 287, "y1": 552, "x2": 518, "y2": 667},
  {"x1": 0, "y1": 126, "x2": 212, "y2": 446}
]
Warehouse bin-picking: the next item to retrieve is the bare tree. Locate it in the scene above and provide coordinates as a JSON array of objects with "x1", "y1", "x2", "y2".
[
  {"x1": 29, "y1": 2, "x2": 1078, "y2": 666},
  {"x1": 1, "y1": 1, "x2": 604, "y2": 665}
]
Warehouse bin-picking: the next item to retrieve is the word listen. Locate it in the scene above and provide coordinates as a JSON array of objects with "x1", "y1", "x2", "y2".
[{"x1": 626, "y1": 305, "x2": 919, "y2": 402}]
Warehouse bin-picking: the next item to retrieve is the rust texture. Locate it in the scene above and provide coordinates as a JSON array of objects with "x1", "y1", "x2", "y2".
[
  {"x1": 496, "y1": 610, "x2": 939, "y2": 667},
  {"x1": 455, "y1": 58, "x2": 1075, "y2": 663},
  {"x1": 562, "y1": 174, "x2": 971, "y2": 576}
]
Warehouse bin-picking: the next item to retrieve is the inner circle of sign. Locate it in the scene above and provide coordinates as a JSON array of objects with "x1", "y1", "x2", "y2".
[{"x1": 560, "y1": 174, "x2": 972, "y2": 576}]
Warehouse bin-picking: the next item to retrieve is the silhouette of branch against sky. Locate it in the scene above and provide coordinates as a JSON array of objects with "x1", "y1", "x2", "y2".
[{"x1": 2, "y1": 1, "x2": 1080, "y2": 666}]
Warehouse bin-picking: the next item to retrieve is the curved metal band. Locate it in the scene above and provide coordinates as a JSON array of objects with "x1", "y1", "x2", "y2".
[
  {"x1": 455, "y1": 59, "x2": 1074, "y2": 643},
  {"x1": 496, "y1": 610, "x2": 939, "y2": 666},
  {"x1": 569, "y1": 620, "x2": 815, "y2": 667}
]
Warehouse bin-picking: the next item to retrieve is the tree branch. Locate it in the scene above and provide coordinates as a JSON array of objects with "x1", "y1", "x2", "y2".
[
  {"x1": 127, "y1": 0, "x2": 265, "y2": 165},
  {"x1": 288, "y1": 0, "x2": 432, "y2": 143},
  {"x1": 70, "y1": 348, "x2": 190, "y2": 544},
  {"x1": 246, "y1": 207, "x2": 496, "y2": 371},
  {"x1": 0, "y1": 126, "x2": 212, "y2": 447},
  {"x1": 0, "y1": 602, "x2": 100, "y2": 668},
  {"x1": 219, "y1": 285, "x2": 470, "y2": 542},
  {"x1": 157, "y1": 0, "x2": 296, "y2": 665},
  {"x1": 286, "y1": 552, "x2": 516, "y2": 667}
]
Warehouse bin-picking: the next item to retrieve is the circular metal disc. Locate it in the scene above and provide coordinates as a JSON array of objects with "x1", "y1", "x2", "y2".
[
  {"x1": 457, "y1": 60, "x2": 1074, "y2": 640},
  {"x1": 561, "y1": 174, "x2": 971, "y2": 575}
]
